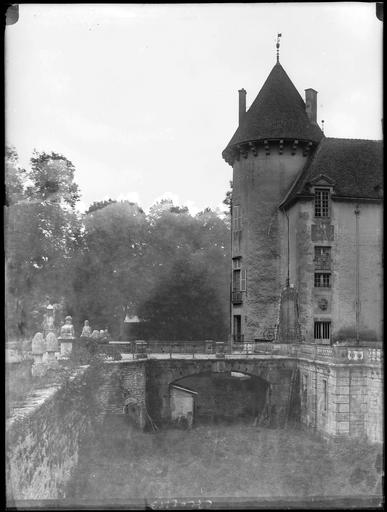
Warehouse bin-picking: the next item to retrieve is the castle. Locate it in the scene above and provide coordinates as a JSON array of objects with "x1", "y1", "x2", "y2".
[{"x1": 222, "y1": 57, "x2": 383, "y2": 348}]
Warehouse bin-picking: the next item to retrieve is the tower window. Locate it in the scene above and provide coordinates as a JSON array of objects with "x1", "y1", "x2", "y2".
[
  {"x1": 322, "y1": 379, "x2": 328, "y2": 412},
  {"x1": 232, "y1": 205, "x2": 242, "y2": 231},
  {"x1": 232, "y1": 257, "x2": 241, "y2": 270},
  {"x1": 314, "y1": 272, "x2": 331, "y2": 288},
  {"x1": 314, "y1": 321, "x2": 330, "y2": 341},
  {"x1": 232, "y1": 268, "x2": 247, "y2": 292},
  {"x1": 302, "y1": 374, "x2": 308, "y2": 401},
  {"x1": 315, "y1": 189, "x2": 330, "y2": 217}
]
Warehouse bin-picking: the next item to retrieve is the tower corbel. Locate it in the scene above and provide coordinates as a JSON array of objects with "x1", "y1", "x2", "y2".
[
  {"x1": 291, "y1": 139, "x2": 299, "y2": 155},
  {"x1": 264, "y1": 140, "x2": 270, "y2": 155},
  {"x1": 303, "y1": 141, "x2": 313, "y2": 156},
  {"x1": 239, "y1": 144, "x2": 249, "y2": 159},
  {"x1": 249, "y1": 142, "x2": 258, "y2": 156},
  {"x1": 279, "y1": 139, "x2": 284, "y2": 155}
]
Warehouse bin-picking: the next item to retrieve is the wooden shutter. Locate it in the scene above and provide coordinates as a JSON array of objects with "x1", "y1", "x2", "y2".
[{"x1": 240, "y1": 269, "x2": 247, "y2": 291}]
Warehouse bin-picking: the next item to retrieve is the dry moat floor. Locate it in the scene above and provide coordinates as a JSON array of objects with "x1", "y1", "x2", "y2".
[{"x1": 67, "y1": 416, "x2": 383, "y2": 507}]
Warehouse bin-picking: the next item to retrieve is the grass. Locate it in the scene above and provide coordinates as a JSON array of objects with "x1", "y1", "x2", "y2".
[{"x1": 67, "y1": 416, "x2": 383, "y2": 504}]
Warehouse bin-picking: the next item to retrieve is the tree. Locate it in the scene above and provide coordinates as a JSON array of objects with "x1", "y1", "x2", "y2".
[
  {"x1": 5, "y1": 146, "x2": 27, "y2": 206},
  {"x1": 86, "y1": 198, "x2": 117, "y2": 214},
  {"x1": 26, "y1": 151, "x2": 80, "y2": 208},
  {"x1": 72, "y1": 201, "x2": 149, "y2": 338},
  {"x1": 138, "y1": 257, "x2": 228, "y2": 340},
  {"x1": 137, "y1": 204, "x2": 230, "y2": 340},
  {"x1": 5, "y1": 149, "x2": 83, "y2": 339}
]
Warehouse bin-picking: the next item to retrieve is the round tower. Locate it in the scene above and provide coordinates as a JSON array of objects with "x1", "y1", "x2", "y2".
[{"x1": 222, "y1": 62, "x2": 323, "y2": 343}]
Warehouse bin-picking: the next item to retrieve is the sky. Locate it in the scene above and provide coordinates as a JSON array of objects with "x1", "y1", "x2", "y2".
[{"x1": 5, "y1": 3, "x2": 383, "y2": 214}]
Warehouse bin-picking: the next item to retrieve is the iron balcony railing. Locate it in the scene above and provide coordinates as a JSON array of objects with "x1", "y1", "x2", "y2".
[
  {"x1": 231, "y1": 291, "x2": 243, "y2": 304},
  {"x1": 313, "y1": 255, "x2": 332, "y2": 271}
]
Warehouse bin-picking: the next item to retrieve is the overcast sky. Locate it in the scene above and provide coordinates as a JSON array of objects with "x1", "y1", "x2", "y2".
[{"x1": 5, "y1": 3, "x2": 383, "y2": 214}]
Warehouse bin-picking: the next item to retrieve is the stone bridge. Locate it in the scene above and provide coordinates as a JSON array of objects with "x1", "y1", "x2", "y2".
[
  {"x1": 145, "y1": 357, "x2": 297, "y2": 427},
  {"x1": 97, "y1": 343, "x2": 383, "y2": 443}
]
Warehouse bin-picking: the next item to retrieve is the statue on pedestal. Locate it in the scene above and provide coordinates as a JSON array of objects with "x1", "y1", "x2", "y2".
[
  {"x1": 59, "y1": 315, "x2": 75, "y2": 339},
  {"x1": 42, "y1": 304, "x2": 56, "y2": 338},
  {"x1": 58, "y1": 315, "x2": 75, "y2": 358},
  {"x1": 80, "y1": 320, "x2": 92, "y2": 338}
]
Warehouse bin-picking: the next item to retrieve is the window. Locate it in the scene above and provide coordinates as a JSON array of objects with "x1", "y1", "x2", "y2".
[
  {"x1": 302, "y1": 374, "x2": 308, "y2": 402},
  {"x1": 315, "y1": 189, "x2": 330, "y2": 217},
  {"x1": 322, "y1": 379, "x2": 328, "y2": 412},
  {"x1": 232, "y1": 268, "x2": 247, "y2": 292},
  {"x1": 232, "y1": 205, "x2": 242, "y2": 231},
  {"x1": 233, "y1": 315, "x2": 242, "y2": 342},
  {"x1": 232, "y1": 257, "x2": 241, "y2": 270},
  {"x1": 232, "y1": 230, "x2": 242, "y2": 254},
  {"x1": 314, "y1": 272, "x2": 331, "y2": 288},
  {"x1": 232, "y1": 269, "x2": 241, "y2": 291},
  {"x1": 314, "y1": 321, "x2": 330, "y2": 341}
]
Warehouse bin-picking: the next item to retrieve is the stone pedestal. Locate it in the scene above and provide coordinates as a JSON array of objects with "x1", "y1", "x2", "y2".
[
  {"x1": 60, "y1": 340, "x2": 73, "y2": 358},
  {"x1": 45, "y1": 351, "x2": 59, "y2": 368},
  {"x1": 33, "y1": 353, "x2": 44, "y2": 365}
]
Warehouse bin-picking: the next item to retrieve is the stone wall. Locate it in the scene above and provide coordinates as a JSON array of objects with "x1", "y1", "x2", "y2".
[
  {"x1": 6, "y1": 361, "x2": 148, "y2": 503},
  {"x1": 298, "y1": 359, "x2": 383, "y2": 443},
  {"x1": 93, "y1": 361, "x2": 147, "y2": 428},
  {"x1": 286, "y1": 199, "x2": 383, "y2": 343},
  {"x1": 6, "y1": 367, "x2": 93, "y2": 502},
  {"x1": 231, "y1": 146, "x2": 309, "y2": 341}
]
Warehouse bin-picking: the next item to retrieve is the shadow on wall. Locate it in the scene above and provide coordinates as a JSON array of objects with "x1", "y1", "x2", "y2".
[
  {"x1": 333, "y1": 328, "x2": 379, "y2": 344},
  {"x1": 170, "y1": 371, "x2": 269, "y2": 426}
]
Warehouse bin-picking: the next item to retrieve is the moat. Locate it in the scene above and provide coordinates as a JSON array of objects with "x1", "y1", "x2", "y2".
[{"x1": 66, "y1": 415, "x2": 382, "y2": 507}]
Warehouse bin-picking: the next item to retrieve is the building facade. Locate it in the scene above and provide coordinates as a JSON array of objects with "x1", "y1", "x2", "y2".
[{"x1": 222, "y1": 61, "x2": 383, "y2": 347}]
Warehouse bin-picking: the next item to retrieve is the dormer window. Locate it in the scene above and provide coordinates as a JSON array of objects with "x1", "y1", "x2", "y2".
[{"x1": 314, "y1": 188, "x2": 330, "y2": 217}]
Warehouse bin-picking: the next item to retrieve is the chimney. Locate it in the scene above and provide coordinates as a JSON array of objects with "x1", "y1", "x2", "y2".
[
  {"x1": 305, "y1": 88, "x2": 317, "y2": 124},
  {"x1": 238, "y1": 89, "x2": 246, "y2": 126}
]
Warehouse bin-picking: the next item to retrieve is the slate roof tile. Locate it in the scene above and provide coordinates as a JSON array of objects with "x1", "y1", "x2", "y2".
[
  {"x1": 281, "y1": 138, "x2": 383, "y2": 207},
  {"x1": 223, "y1": 63, "x2": 324, "y2": 156}
]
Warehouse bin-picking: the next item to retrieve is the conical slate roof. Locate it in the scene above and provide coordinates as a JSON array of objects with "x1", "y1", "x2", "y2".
[{"x1": 223, "y1": 63, "x2": 324, "y2": 154}]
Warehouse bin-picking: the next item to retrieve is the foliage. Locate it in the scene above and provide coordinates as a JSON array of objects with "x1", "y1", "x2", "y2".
[
  {"x1": 86, "y1": 198, "x2": 118, "y2": 214},
  {"x1": 26, "y1": 151, "x2": 81, "y2": 208},
  {"x1": 6, "y1": 146, "x2": 231, "y2": 342},
  {"x1": 138, "y1": 256, "x2": 228, "y2": 340},
  {"x1": 5, "y1": 148, "x2": 83, "y2": 339}
]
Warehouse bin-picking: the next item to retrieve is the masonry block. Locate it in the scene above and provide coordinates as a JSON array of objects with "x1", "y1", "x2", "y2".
[{"x1": 335, "y1": 394, "x2": 350, "y2": 403}]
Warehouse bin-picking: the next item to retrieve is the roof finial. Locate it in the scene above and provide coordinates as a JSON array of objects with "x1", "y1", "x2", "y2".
[{"x1": 276, "y1": 33, "x2": 282, "y2": 63}]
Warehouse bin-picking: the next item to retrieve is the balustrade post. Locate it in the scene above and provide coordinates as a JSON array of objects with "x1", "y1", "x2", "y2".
[{"x1": 215, "y1": 342, "x2": 225, "y2": 359}]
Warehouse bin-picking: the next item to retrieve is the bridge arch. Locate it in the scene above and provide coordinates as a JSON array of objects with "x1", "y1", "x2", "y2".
[{"x1": 145, "y1": 358, "x2": 297, "y2": 427}]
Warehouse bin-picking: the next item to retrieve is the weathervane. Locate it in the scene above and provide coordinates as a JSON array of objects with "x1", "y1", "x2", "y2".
[{"x1": 276, "y1": 33, "x2": 282, "y2": 63}]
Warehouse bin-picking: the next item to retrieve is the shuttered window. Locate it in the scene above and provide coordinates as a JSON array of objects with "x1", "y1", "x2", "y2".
[
  {"x1": 323, "y1": 379, "x2": 328, "y2": 412},
  {"x1": 240, "y1": 269, "x2": 247, "y2": 291},
  {"x1": 232, "y1": 268, "x2": 247, "y2": 292}
]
